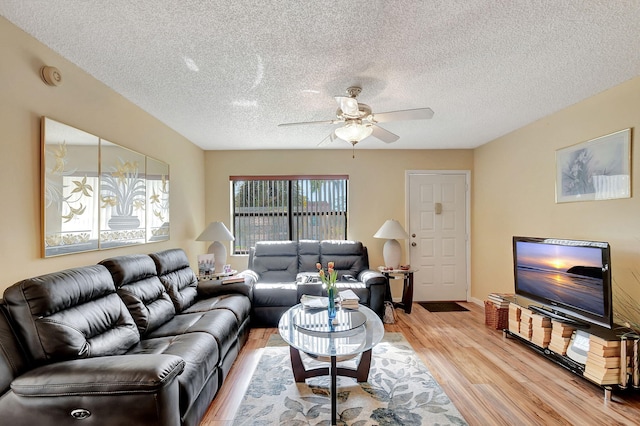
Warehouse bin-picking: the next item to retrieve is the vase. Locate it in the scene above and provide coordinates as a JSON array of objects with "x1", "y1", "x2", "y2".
[{"x1": 327, "y1": 286, "x2": 336, "y2": 320}]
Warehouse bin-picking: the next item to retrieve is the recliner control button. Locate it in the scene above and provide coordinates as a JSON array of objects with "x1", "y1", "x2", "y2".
[{"x1": 70, "y1": 409, "x2": 91, "y2": 420}]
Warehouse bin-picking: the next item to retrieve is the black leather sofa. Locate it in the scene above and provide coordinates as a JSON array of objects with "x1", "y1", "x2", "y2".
[
  {"x1": 244, "y1": 240, "x2": 387, "y2": 326},
  {"x1": 0, "y1": 248, "x2": 250, "y2": 426}
]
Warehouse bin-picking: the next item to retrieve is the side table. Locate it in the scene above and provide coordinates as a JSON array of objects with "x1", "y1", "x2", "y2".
[
  {"x1": 197, "y1": 270, "x2": 238, "y2": 281},
  {"x1": 378, "y1": 268, "x2": 415, "y2": 314}
]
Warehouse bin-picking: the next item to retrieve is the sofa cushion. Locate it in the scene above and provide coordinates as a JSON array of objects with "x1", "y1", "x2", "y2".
[
  {"x1": 126, "y1": 332, "x2": 219, "y2": 415},
  {"x1": 145, "y1": 309, "x2": 239, "y2": 361},
  {"x1": 252, "y1": 282, "x2": 299, "y2": 307},
  {"x1": 149, "y1": 249, "x2": 199, "y2": 313},
  {"x1": 319, "y1": 240, "x2": 368, "y2": 277},
  {"x1": 298, "y1": 240, "x2": 321, "y2": 272},
  {"x1": 3, "y1": 265, "x2": 140, "y2": 363},
  {"x1": 250, "y1": 241, "x2": 299, "y2": 282},
  {"x1": 100, "y1": 254, "x2": 176, "y2": 336},
  {"x1": 183, "y1": 294, "x2": 252, "y2": 323}
]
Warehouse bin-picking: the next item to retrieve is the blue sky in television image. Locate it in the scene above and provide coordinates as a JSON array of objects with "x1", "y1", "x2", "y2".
[
  {"x1": 516, "y1": 242, "x2": 604, "y2": 316},
  {"x1": 516, "y1": 242, "x2": 602, "y2": 272}
]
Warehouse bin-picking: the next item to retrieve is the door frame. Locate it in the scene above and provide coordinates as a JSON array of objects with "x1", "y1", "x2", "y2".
[{"x1": 405, "y1": 170, "x2": 471, "y2": 301}]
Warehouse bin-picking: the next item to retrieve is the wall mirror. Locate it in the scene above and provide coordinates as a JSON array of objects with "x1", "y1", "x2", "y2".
[
  {"x1": 42, "y1": 117, "x2": 170, "y2": 257},
  {"x1": 146, "y1": 156, "x2": 170, "y2": 242},
  {"x1": 43, "y1": 117, "x2": 100, "y2": 256},
  {"x1": 99, "y1": 140, "x2": 147, "y2": 249}
]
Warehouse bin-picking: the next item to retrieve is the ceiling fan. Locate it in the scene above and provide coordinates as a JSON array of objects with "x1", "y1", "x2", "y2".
[{"x1": 278, "y1": 86, "x2": 434, "y2": 147}]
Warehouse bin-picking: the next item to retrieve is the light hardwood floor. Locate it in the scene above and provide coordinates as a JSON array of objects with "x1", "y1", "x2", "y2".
[{"x1": 200, "y1": 302, "x2": 640, "y2": 425}]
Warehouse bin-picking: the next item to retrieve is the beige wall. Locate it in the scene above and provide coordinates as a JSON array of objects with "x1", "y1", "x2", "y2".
[
  {"x1": 0, "y1": 17, "x2": 205, "y2": 292},
  {"x1": 5, "y1": 13, "x2": 639, "y2": 323},
  {"x1": 204, "y1": 149, "x2": 473, "y2": 272},
  {"x1": 473, "y1": 76, "x2": 640, "y2": 325}
]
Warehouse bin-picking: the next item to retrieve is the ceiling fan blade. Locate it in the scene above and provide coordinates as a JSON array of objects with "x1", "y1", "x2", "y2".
[
  {"x1": 335, "y1": 96, "x2": 360, "y2": 117},
  {"x1": 278, "y1": 119, "x2": 338, "y2": 127},
  {"x1": 373, "y1": 108, "x2": 434, "y2": 123},
  {"x1": 371, "y1": 125, "x2": 399, "y2": 143},
  {"x1": 317, "y1": 131, "x2": 338, "y2": 147}
]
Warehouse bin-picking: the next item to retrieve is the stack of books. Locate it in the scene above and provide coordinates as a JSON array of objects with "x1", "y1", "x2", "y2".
[
  {"x1": 220, "y1": 275, "x2": 244, "y2": 284},
  {"x1": 583, "y1": 335, "x2": 622, "y2": 385},
  {"x1": 519, "y1": 307, "x2": 534, "y2": 340},
  {"x1": 300, "y1": 294, "x2": 328, "y2": 308},
  {"x1": 508, "y1": 303, "x2": 521, "y2": 334},
  {"x1": 486, "y1": 292, "x2": 513, "y2": 308},
  {"x1": 530, "y1": 314, "x2": 552, "y2": 347},
  {"x1": 548, "y1": 321, "x2": 575, "y2": 355},
  {"x1": 339, "y1": 289, "x2": 360, "y2": 309}
]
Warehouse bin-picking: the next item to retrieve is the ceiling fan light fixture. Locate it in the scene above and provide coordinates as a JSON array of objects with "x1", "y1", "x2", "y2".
[{"x1": 334, "y1": 121, "x2": 373, "y2": 143}]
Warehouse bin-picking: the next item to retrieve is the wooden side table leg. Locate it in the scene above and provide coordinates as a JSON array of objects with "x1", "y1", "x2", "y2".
[{"x1": 402, "y1": 272, "x2": 414, "y2": 314}]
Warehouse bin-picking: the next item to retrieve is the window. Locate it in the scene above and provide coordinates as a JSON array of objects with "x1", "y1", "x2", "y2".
[{"x1": 231, "y1": 175, "x2": 348, "y2": 254}]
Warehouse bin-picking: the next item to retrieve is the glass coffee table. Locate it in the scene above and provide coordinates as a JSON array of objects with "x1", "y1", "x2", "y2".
[{"x1": 278, "y1": 304, "x2": 384, "y2": 426}]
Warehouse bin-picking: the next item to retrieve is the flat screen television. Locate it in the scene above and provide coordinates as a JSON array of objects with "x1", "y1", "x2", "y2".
[{"x1": 512, "y1": 236, "x2": 613, "y2": 329}]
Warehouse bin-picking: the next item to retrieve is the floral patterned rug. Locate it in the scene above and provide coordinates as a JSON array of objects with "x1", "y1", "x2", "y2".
[{"x1": 232, "y1": 332, "x2": 467, "y2": 425}]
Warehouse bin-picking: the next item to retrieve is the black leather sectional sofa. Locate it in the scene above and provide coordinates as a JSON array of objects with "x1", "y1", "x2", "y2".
[
  {"x1": 0, "y1": 248, "x2": 250, "y2": 426},
  {"x1": 0, "y1": 240, "x2": 384, "y2": 425}
]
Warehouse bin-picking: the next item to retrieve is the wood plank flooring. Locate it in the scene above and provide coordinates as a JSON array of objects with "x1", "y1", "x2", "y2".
[{"x1": 200, "y1": 302, "x2": 640, "y2": 425}]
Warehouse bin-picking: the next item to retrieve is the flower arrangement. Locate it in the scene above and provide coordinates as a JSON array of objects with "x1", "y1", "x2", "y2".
[
  {"x1": 317, "y1": 261, "x2": 338, "y2": 320},
  {"x1": 316, "y1": 261, "x2": 338, "y2": 291}
]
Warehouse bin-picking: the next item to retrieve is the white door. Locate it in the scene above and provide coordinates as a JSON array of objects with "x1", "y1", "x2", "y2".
[{"x1": 407, "y1": 172, "x2": 469, "y2": 301}]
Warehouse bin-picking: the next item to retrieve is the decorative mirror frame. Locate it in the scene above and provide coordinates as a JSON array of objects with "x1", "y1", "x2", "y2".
[{"x1": 42, "y1": 117, "x2": 170, "y2": 257}]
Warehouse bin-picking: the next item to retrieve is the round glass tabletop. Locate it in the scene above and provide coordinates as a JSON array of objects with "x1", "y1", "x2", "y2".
[
  {"x1": 278, "y1": 304, "x2": 384, "y2": 358},
  {"x1": 294, "y1": 308, "x2": 367, "y2": 334}
]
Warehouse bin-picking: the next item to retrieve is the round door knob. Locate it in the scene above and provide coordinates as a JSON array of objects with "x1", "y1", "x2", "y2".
[{"x1": 411, "y1": 242, "x2": 417, "y2": 247}]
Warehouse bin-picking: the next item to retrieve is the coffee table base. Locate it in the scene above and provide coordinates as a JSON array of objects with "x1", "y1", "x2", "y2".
[
  {"x1": 289, "y1": 345, "x2": 373, "y2": 382},
  {"x1": 289, "y1": 346, "x2": 373, "y2": 425}
]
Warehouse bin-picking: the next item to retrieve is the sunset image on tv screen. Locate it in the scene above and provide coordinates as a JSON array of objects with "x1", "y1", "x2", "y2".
[{"x1": 515, "y1": 242, "x2": 604, "y2": 316}]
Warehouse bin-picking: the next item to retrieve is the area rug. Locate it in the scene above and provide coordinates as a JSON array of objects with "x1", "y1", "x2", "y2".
[
  {"x1": 232, "y1": 333, "x2": 467, "y2": 426},
  {"x1": 418, "y1": 302, "x2": 469, "y2": 312}
]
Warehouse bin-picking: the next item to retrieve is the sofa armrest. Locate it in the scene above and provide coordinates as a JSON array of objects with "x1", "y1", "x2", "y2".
[
  {"x1": 12, "y1": 354, "x2": 185, "y2": 396},
  {"x1": 2, "y1": 355, "x2": 184, "y2": 426},
  {"x1": 357, "y1": 269, "x2": 387, "y2": 319},
  {"x1": 238, "y1": 269, "x2": 259, "y2": 284},
  {"x1": 357, "y1": 269, "x2": 387, "y2": 287}
]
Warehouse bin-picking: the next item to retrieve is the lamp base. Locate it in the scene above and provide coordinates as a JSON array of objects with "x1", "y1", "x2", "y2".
[
  {"x1": 208, "y1": 241, "x2": 227, "y2": 273},
  {"x1": 382, "y1": 239, "x2": 402, "y2": 269}
]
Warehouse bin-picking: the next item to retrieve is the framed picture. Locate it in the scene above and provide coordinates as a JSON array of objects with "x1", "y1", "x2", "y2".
[
  {"x1": 198, "y1": 254, "x2": 215, "y2": 275},
  {"x1": 556, "y1": 129, "x2": 631, "y2": 203}
]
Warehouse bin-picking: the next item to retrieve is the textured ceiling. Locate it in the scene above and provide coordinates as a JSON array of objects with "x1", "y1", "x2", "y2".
[{"x1": 2, "y1": 1, "x2": 640, "y2": 150}]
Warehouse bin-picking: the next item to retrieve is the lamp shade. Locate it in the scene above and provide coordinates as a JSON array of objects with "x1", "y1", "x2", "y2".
[
  {"x1": 196, "y1": 222, "x2": 235, "y2": 242},
  {"x1": 373, "y1": 219, "x2": 409, "y2": 240}
]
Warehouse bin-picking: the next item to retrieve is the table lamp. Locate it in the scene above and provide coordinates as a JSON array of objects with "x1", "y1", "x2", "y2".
[
  {"x1": 196, "y1": 221, "x2": 235, "y2": 273},
  {"x1": 373, "y1": 219, "x2": 409, "y2": 269}
]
